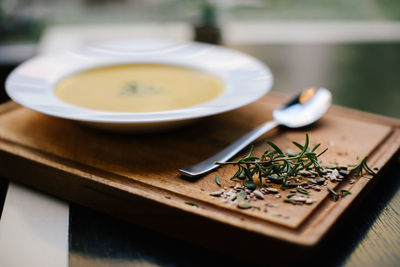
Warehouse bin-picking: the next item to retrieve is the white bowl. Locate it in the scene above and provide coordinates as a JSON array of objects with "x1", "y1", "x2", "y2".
[{"x1": 5, "y1": 40, "x2": 273, "y2": 132}]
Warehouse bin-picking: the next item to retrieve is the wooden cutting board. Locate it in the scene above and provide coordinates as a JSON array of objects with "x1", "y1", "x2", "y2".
[{"x1": 0, "y1": 92, "x2": 399, "y2": 261}]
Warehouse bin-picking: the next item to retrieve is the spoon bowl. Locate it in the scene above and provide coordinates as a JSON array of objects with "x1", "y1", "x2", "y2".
[
  {"x1": 179, "y1": 87, "x2": 332, "y2": 177},
  {"x1": 273, "y1": 87, "x2": 332, "y2": 128}
]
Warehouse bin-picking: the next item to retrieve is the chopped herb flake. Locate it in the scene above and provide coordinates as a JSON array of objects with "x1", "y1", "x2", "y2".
[
  {"x1": 215, "y1": 174, "x2": 221, "y2": 186},
  {"x1": 297, "y1": 188, "x2": 310, "y2": 195},
  {"x1": 185, "y1": 202, "x2": 199, "y2": 207},
  {"x1": 340, "y1": 189, "x2": 351, "y2": 197}
]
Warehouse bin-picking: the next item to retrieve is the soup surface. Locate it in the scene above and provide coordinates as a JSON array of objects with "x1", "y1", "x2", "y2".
[{"x1": 55, "y1": 64, "x2": 224, "y2": 112}]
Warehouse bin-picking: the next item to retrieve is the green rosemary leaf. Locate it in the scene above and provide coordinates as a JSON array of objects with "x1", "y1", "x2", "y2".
[
  {"x1": 262, "y1": 169, "x2": 272, "y2": 177},
  {"x1": 354, "y1": 168, "x2": 362, "y2": 177},
  {"x1": 311, "y1": 143, "x2": 321, "y2": 152},
  {"x1": 266, "y1": 140, "x2": 284, "y2": 156},
  {"x1": 284, "y1": 160, "x2": 292, "y2": 176},
  {"x1": 215, "y1": 174, "x2": 221, "y2": 186},
  {"x1": 350, "y1": 155, "x2": 376, "y2": 177},
  {"x1": 272, "y1": 154, "x2": 285, "y2": 160},
  {"x1": 287, "y1": 162, "x2": 301, "y2": 177},
  {"x1": 292, "y1": 141, "x2": 304, "y2": 151},
  {"x1": 245, "y1": 145, "x2": 254, "y2": 159},
  {"x1": 297, "y1": 187, "x2": 310, "y2": 194},
  {"x1": 302, "y1": 161, "x2": 313, "y2": 170},
  {"x1": 237, "y1": 170, "x2": 247, "y2": 180},
  {"x1": 363, "y1": 165, "x2": 377, "y2": 176},
  {"x1": 263, "y1": 164, "x2": 274, "y2": 170},
  {"x1": 316, "y1": 148, "x2": 328, "y2": 157},
  {"x1": 230, "y1": 166, "x2": 243, "y2": 180},
  {"x1": 255, "y1": 163, "x2": 263, "y2": 180},
  {"x1": 243, "y1": 165, "x2": 253, "y2": 180},
  {"x1": 282, "y1": 174, "x2": 289, "y2": 185},
  {"x1": 307, "y1": 155, "x2": 323, "y2": 176},
  {"x1": 302, "y1": 133, "x2": 309, "y2": 154},
  {"x1": 249, "y1": 166, "x2": 259, "y2": 175},
  {"x1": 362, "y1": 158, "x2": 377, "y2": 176},
  {"x1": 350, "y1": 159, "x2": 363, "y2": 176},
  {"x1": 185, "y1": 202, "x2": 199, "y2": 207},
  {"x1": 244, "y1": 156, "x2": 260, "y2": 162},
  {"x1": 327, "y1": 187, "x2": 338, "y2": 196},
  {"x1": 260, "y1": 149, "x2": 270, "y2": 160},
  {"x1": 350, "y1": 162, "x2": 362, "y2": 172},
  {"x1": 340, "y1": 189, "x2": 351, "y2": 197}
]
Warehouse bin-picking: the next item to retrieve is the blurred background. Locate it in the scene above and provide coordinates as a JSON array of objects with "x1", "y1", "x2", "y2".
[{"x1": 0, "y1": 0, "x2": 399, "y2": 118}]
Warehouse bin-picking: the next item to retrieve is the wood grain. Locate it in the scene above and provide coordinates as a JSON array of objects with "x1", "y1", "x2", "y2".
[{"x1": 0, "y1": 92, "x2": 398, "y2": 254}]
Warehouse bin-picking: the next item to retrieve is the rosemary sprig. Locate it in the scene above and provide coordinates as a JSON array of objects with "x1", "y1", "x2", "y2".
[
  {"x1": 208, "y1": 134, "x2": 379, "y2": 208},
  {"x1": 349, "y1": 155, "x2": 377, "y2": 177},
  {"x1": 217, "y1": 134, "x2": 327, "y2": 189}
]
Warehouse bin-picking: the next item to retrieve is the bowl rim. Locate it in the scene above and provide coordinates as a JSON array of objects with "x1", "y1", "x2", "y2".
[{"x1": 5, "y1": 40, "x2": 273, "y2": 124}]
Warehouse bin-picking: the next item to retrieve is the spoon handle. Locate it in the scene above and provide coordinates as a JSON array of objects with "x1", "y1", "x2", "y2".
[{"x1": 179, "y1": 120, "x2": 279, "y2": 177}]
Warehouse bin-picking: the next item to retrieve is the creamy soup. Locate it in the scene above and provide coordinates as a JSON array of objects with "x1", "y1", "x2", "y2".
[{"x1": 55, "y1": 64, "x2": 224, "y2": 112}]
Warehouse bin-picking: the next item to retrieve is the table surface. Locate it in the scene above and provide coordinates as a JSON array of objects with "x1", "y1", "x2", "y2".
[{"x1": 0, "y1": 40, "x2": 399, "y2": 266}]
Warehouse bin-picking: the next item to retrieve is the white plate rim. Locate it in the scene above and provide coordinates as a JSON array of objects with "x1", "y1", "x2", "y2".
[{"x1": 5, "y1": 40, "x2": 273, "y2": 124}]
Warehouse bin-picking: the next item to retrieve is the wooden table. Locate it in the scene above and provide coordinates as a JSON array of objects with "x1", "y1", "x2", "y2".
[{"x1": 0, "y1": 39, "x2": 399, "y2": 266}]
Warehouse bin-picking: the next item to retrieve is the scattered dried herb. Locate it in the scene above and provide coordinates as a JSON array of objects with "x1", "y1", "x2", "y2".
[
  {"x1": 185, "y1": 202, "x2": 199, "y2": 207},
  {"x1": 207, "y1": 134, "x2": 379, "y2": 210},
  {"x1": 237, "y1": 200, "x2": 252, "y2": 209},
  {"x1": 215, "y1": 174, "x2": 221, "y2": 186},
  {"x1": 237, "y1": 191, "x2": 247, "y2": 201},
  {"x1": 236, "y1": 189, "x2": 252, "y2": 209},
  {"x1": 244, "y1": 180, "x2": 256, "y2": 190}
]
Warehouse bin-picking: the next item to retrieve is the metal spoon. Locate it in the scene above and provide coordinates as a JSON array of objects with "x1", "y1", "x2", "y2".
[{"x1": 179, "y1": 87, "x2": 332, "y2": 177}]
